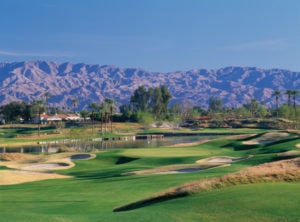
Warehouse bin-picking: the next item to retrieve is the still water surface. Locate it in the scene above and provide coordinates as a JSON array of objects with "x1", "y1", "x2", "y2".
[{"x1": 0, "y1": 135, "x2": 219, "y2": 153}]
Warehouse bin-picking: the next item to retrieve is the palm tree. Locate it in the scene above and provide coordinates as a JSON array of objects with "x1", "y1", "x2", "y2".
[
  {"x1": 285, "y1": 90, "x2": 292, "y2": 107},
  {"x1": 291, "y1": 90, "x2": 299, "y2": 108},
  {"x1": 249, "y1": 99, "x2": 258, "y2": 118},
  {"x1": 71, "y1": 98, "x2": 78, "y2": 114},
  {"x1": 33, "y1": 99, "x2": 45, "y2": 137},
  {"x1": 291, "y1": 90, "x2": 299, "y2": 129},
  {"x1": 101, "y1": 98, "x2": 116, "y2": 134},
  {"x1": 80, "y1": 110, "x2": 89, "y2": 123},
  {"x1": 272, "y1": 90, "x2": 281, "y2": 117},
  {"x1": 88, "y1": 102, "x2": 100, "y2": 133},
  {"x1": 44, "y1": 92, "x2": 51, "y2": 114}
]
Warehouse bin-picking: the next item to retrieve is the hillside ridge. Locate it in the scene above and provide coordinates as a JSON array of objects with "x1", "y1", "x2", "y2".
[{"x1": 0, "y1": 61, "x2": 299, "y2": 109}]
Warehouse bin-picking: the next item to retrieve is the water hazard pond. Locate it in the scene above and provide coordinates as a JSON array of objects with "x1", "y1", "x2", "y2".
[{"x1": 0, "y1": 134, "x2": 231, "y2": 153}]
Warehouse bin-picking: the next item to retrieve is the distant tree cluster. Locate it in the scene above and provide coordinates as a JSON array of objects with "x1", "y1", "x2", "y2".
[
  {"x1": 0, "y1": 100, "x2": 45, "y2": 123},
  {"x1": 119, "y1": 85, "x2": 172, "y2": 123}
]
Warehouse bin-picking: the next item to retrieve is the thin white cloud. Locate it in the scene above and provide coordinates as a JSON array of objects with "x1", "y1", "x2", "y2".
[
  {"x1": 0, "y1": 50, "x2": 22, "y2": 56},
  {"x1": 0, "y1": 49, "x2": 74, "y2": 57},
  {"x1": 222, "y1": 39, "x2": 290, "y2": 51}
]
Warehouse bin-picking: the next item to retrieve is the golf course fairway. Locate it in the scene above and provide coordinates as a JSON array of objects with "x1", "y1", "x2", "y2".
[{"x1": 0, "y1": 130, "x2": 299, "y2": 221}]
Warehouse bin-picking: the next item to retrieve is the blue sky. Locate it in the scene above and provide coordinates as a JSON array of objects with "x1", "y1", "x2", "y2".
[{"x1": 0, "y1": 0, "x2": 300, "y2": 72}]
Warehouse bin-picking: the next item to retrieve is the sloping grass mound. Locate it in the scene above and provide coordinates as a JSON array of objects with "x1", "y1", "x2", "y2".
[{"x1": 114, "y1": 157, "x2": 300, "y2": 212}]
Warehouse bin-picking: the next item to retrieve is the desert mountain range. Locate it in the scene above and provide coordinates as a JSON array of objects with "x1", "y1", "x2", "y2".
[{"x1": 0, "y1": 61, "x2": 299, "y2": 109}]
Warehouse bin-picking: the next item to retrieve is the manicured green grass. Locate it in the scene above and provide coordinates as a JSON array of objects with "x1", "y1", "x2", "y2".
[
  {"x1": 0, "y1": 127, "x2": 67, "y2": 147},
  {"x1": 0, "y1": 130, "x2": 299, "y2": 221},
  {"x1": 145, "y1": 182, "x2": 300, "y2": 222},
  {"x1": 1, "y1": 180, "x2": 299, "y2": 222}
]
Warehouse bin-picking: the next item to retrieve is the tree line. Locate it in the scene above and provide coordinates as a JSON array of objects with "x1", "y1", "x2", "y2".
[{"x1": 0, "y1": 86, "x2": 299, "y2": 127}]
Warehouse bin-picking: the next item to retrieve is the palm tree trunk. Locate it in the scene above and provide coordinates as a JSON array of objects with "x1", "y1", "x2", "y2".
[
  {"x1": 101, "y1": 112, "x2": 103, "y2": 135},
  {"x1": 92, "y1": 111, "x2": 94, "y2": 133},
  {"x1": 276, "y1": 96, "x2": 279, "y2": 118},
  {"x1": 38, "y1": 109, "x2": 41, "y2": 137}
]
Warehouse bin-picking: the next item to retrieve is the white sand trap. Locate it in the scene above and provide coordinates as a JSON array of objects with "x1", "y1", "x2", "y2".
[
  {"x1": 152, "y1": 168, "x2": 207, "y2": 175},
  {"x1": 208, "y1": 157, "x2": 233, "y2": 163},
  {"x1": 150, "y1": 164, "x2": 231, "y2": 175},
  {"x1": 123, "y1": 159, "x2": 233, "y2": 176},
  {"x1": 125, "y1": 155, "x2": 249, "y2": 176},
  {"x1": 196, "y1": 156, "x2": 249, "y2": 164},
  {"x1": 207, "y1": 157, "x2": 246, "y2": 163},
  {"x1": 243, "y1": 140, "x2": 260, "y2": 145},
  {"x1": 21, "y1": 163, "x2": 70, "y2": 171},
  {"x1": 297, "y1": 144, "x2": 300, "y2": 149},
  {"x1": 0, "y1": 152, "x2": 96, "y2": 185},
  {"x1": 18, "y1": 153, "x2": 96, "y2": 171}
]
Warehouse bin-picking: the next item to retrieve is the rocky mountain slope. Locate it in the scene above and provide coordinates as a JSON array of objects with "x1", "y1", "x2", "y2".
[{"x1": 0, "y1": 61, "x2": 299, "y2": 109}]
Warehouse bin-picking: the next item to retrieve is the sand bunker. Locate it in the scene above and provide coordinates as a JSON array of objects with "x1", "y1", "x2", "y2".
[
  {"x1": 124, "y1": 156, "x2": 247, "y2": 175},
  {"x1": 21, "y1": 163, "x2": 70, "y2": 171},
  {"x1": 208, "y1": 157, "x2": 235, "y2": 163},
  {"x1": 207, "y1": 156, "x2": 248, "y2": 163},
  {"x1": 150, "y1": 164, "x2": 230, "y2": 175},
  {"x1": 166, "y1": 140, "x2": 211, "y2": 148},
  {"x1": 243, "y1": 131, "x2": 290, "y2": 145},
  {"x1": 196, "y1": 156, "x2": 249, "y2": 164},
  {"x1": 0, "y1": 152, "x2": 95, "y2": 185}
]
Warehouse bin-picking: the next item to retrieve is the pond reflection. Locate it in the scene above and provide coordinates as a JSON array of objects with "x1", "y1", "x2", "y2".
[{"x1": 0, "y1": 135, "x2": 217, "y2": 153}]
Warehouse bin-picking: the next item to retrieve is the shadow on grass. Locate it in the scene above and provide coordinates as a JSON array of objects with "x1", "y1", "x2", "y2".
[
  {"x1": 113, "y1": 190, "x2": 188, "y2": 212},
  {"x1": 222, "y1": 141, "x2": 261, "y2": 151},
  {"x1": 236, "y1": 132, "x2": 266, "y2": 142},
  {"x1": 263, "y1": 137, "x2": 300, "y2": 147},
  {"x1": 115, "y1": 156, "x2": 139, "y2": 165},
  {"x1": 272, "y1": 155, "x2": 300, "y2": 162},
  {"x1": 66, "y1": 166, "x2": 149, "y2": 183},
  {"x1": 68, "y1": 169, "x2": 125, "y2": 180}
]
